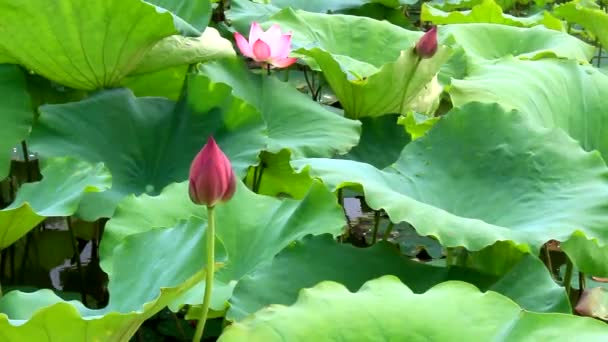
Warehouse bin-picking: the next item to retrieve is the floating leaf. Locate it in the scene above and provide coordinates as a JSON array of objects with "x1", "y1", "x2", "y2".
[
  {"x1": 219, "y1": 276, "x2": 608, "y2": 341},
  {"x1": 0, "y1": 0, "x2": 198, "y2": 90},
  {"x1": 29, "y1": 78, "x2": 266, "y2": 219},
  {"x1": 228, "y1": 235, "x2": 569, "y2": 320},
  {"x1": 293, "y1": 102, "x2": 608, "y2": 275},
  {"x1": 0, "y1": 157, "x2": 111, "y2": 249}
]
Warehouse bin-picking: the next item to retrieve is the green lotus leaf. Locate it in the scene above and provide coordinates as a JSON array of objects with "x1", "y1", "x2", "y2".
[
  {"x1": 340, "y1": 114, "x2": 411, "y2": 168},
  {"x1": 100, "y1": 180, "x2": 346, "y2": 311},
  {"x1": 0, "y1": 216, "x2": 225, "y2": 341},
  {"x1": 0, "y1": 65, "x2": 32, "y2": 181},
  {"x1": 0, "y1": 0, "x2": 199, "y2": 90},
  {"x1": 119, "y1": 65, "x2": 190, "y2": 100},
  {"x1": 554, "y1": 0, "x2": 608, "y2": 49},
  {"x1": 219, "y1": 276, "x2": 608, "y2": 341},
  {"x1": 450, "y1": 57, "x2": 608, "y2": 161},
  {"x1": 228, "y1": 235, "x2": 569, "y2": 321},
  {"x1": 440, "y1": 24, "x2": 594, "y2": 61},
  {"x1": 28, "y1": 76, "x2": 267, "y2": 220},
  {"x1": 0, "y1": 157, "x2": 111, "y2": 249},
  {"x1": 146, "y1": 0, "x2": 212, "y2": 30},
  {"x1": 131, "y1": 27, "x2": 235, "y2": 75},
  {"x1": 422, "y1": 0, "x2": 563, "y2": 30},
  {"x1": 293, "y1": 102, "x2": 608, "y2": 275},
  {"x1": 197, "y1": 58, "x2": 361, "y2": 157},
  {"x1": 228, "y1": 0, "x2": 282, "y2": 35}
]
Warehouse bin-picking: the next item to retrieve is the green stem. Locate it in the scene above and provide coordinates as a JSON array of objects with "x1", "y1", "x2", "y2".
[
  {"x1": 398, "y1": 57, "x2": 421, "y2": 115},
  {"x1": 266, "y1": 64, "x2": 271, "y2": 76},
  {"x1": 371, "y1": 211, "x2": 380, "y2": 244},
  {"x1": 0, "y1": 251, "x2": 3, "y2": 299},
  {"x1": 578, "y1": 271, "x2": 586, "y2": 293},
  {"x1": 67, "y1": 217, "x2": 87, "y2": 306},
  {"x1": 445, "y1": 248, "x2": 454, "y2": 266},
  {"x1": 543, "y1": 243, "x2": 553, "y2": 278},
  {"x1": 193, "y1": 206, "x2": 216, "y2": 342},
  {"x1": 563, "y1": 258, "x2": 573, "y2": 296},
  {"x1": 382, "y1": 222, "x2": 395, "y2": 241}
]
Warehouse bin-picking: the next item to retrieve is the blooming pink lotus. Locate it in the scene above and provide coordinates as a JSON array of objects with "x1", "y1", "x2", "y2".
[
  {"x1": 234, "y1": 22, "x2": 298, "y2": 68},
  {"x1": 415, "y1": 26, "x2": 438, "y2": 59},
  {"x1": 188, "y1": 137, "x2": 236, "y2": 207}
]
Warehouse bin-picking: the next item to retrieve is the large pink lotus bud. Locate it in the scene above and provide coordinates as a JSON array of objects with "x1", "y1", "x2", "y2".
[
  {"x1": 188, "y1": 137, "x2": 236, "y2": 207},
  {"x1": 415, "y1": 26, "x2": 438, "y2": 59},
  {"x1": 233, "y1": 22, "x2": 298, "y2": 68}
]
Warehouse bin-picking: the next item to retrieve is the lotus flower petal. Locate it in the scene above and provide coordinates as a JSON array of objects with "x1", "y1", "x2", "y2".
[
  {"x1": 188, "y1": 137, "x2": 236, "y2": 207},
  {"x1": 253, "y1": 39, "x2": 271, "y2": 61},
  {"x1": 234, "y1": 32, "x2": 253, "y2": 58},
  {"x1": 271, "y1": 57, "x2": 298, "y2": 68}
]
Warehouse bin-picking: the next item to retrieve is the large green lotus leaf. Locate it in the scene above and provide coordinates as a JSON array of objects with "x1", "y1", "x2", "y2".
[
  {"x1": 440, "y1": 24, "x2": 594, "y2": 61},
  {"x1": 228, "y1": 235, "x2": 569, "y2": 321},
  {"x1": 554, "y1": 0, "x2": 608, "y2": 49},
  {"x1": 0, "y1": 65, "x2": 32, "y2": 181},
  {"x1": 265, "y1": 7, "x2": 443, "y2": 115},
  {"x1": 293, "y1": 102, "x2": 608, "y2": 274},
  {"x1": 450, "y1": 57, "x2": 608, "y2": 161},
  {"x1": 220, "y1": 276, "x2": 608, "y2": 341},
  {"x1": 0, "y1": 157, "x2": 111, "y2": 249},
  {"x1": 228, "y1": 0, "x2": 282, "y2": 34},
  {"x1": 268, "y1": 9, "x2": 422, "y2": 69},
  {"x1": 422, "y1": 0, "x2": 563, "y2": 30},
  {"x1": 146, "y1": 0, "x2": 212, "y2": 29},
  {"x1": 0, "y1": 0, "x2": 200, "y2": 90},
  {"x1": 100, "y1": 180, "x2": 346, "y2": 310},
  {"x1": 0, "y1": 216, "x2": 226, "y2": 341},
  {"x1": 131, "y1": 27, "x2": 235, "y2": 75},
  {"x1": 267, "y1": 0, "x2": 416, "y2": 13},
  {"x1": 120, "y1": 65, "x2": 189, "y2": 100},
  {"x1": 298, "y1": 47, "x2": 451, "y2": 118},
  {"x1": 341, "y1": 114, "x2": 411, "y2": 168},
  {"x1": 197, "y1": 58, "x2": 360, "y2": 157},
  {"x1": 28, "y1": 78, "x2": 267, "y2": 220}
]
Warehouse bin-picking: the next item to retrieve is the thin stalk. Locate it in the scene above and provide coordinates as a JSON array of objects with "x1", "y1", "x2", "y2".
[
  {"x1": 445, "y1": 248, "x2": 454, "y2": 266},
  {"x1": 563, "y1": 258, "x2": 574, "y2": 296},
  {"x1": 398, "y1": 57, "x2": 421, "y2": 115},
  {"x1": 382, "y1": 222, "x2": 395, "y2": 241},
  {"x1": 0, "y1": 251, "x2": 3, "y2": 298},
  {"x1": 303, "y1": 68, "x2": 317, "y2": 100},
  {"x1": 172, "y1": 312, "x2": 187, "y2": 340},
  {"x1": 578, "y1": 271, "x2": 586, "y2": 295},
  {"x1": 266, "y1": 64, "x2": 271, "y2": 76},
  {"x1": 20, "y1": 141, "x2": 33, "y2": 182},
  {"x1": 251, "y1": 166, "x2": 259, "y2": 190},
  {"x1": 67, "y1": 217, "x2": 87, "y2": 306},
  {"x1": 192, "y1": 206, "x2": 216, "y2": 342},
  {"x1": 371, "y1": 211, "x2": 380, "y2": 244},
  {"x1": 253, "y1": 164, "x2": 265, "y2": 193},
  {"x1": 543, "y1": 243, "x2": 553, "y2": 277}
]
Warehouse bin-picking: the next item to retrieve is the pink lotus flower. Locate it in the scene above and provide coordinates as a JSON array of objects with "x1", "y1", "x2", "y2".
[
  {"x1": 233, "y1": 22, "x2": 297, "y2": 68},
  {"x1": 189, "y1": 137, "x2": 236, "y2": 207},
  {"x1": 415, "y1": 26, "x2": 438, "y2": 59}
]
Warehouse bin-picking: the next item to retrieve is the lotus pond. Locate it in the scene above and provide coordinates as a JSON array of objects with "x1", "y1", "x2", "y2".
[{"x1": 2, "y1": 0, "x2": 608, "y2": 341}]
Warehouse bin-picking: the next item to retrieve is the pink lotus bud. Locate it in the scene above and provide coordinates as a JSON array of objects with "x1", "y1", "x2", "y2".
[
  {"x1": 189, "y1": 137, "x2": 236, "y2": 207},
  {"x1": 415, "y1": 26, "x2": 438, "y2": 59},
  {"x1": 233, "y1": 22, "x2": 298, "y2": 68}
]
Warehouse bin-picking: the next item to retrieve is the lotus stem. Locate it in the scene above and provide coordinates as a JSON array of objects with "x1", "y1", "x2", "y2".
[
  {"x1": 543, "y1": 243, "x2": 553, "y2": 278},
  {"x1": 67, "y1": 217, "x2": 87, "y2": 306},
  {"x1": 578, "y1": 271, "x2": 586, "y2": 293},
  {"x1": 445, "y1": 247, "x2": 454, "y2": 266},
  {"x1": 0, "y1": 251, "x2": 3, "y2": 299},
  {"x1": 382, "y1": 222, "x2": 395, "y2": 241},
  {"x1": 563, "y1": 258, "x2": 573, "y2": 297},
  {"x1": 398, "y1": 57, "x2": 421, "y2": 116},
  {"x1": 193, "y1": 206, "x2": 216, "y2": 342},
  {"x1": 371, "y1": 211, "x2": 380, "y2": 244}
]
